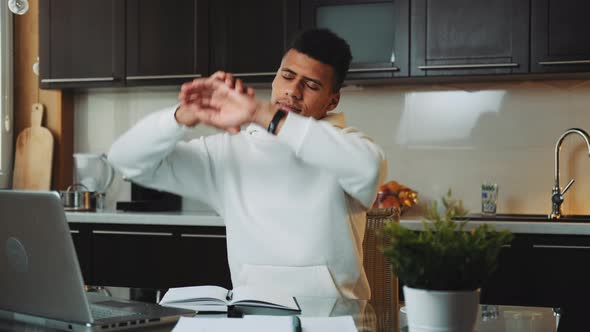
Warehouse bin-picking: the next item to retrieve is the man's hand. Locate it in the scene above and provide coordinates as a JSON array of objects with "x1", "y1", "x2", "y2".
[
  {"x1": 175, "y1": 72, "x2": 256, "y2": 132},
  {"x1": 178, "y1": 78, "x2": 260, "y2": 134}
]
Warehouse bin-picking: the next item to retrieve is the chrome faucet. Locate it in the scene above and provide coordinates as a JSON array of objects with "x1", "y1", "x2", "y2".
[{"x1": 551, "y1": 128, "x2": 590, "y2": 219}]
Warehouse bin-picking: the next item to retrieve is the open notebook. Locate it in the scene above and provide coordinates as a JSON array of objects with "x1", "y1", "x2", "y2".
[{"x1": 160, "y1": 286, "x2": 301, "y2": 314}]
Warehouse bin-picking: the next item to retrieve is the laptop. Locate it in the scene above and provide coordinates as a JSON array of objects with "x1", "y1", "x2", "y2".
[{"x1": 0, "y1": 190, "x2": 194, "y2": 331}]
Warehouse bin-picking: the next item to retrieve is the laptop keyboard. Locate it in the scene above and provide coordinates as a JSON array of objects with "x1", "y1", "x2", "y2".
[{"x1": 90, "y1": 305, "x2": 138, "y2": 319}]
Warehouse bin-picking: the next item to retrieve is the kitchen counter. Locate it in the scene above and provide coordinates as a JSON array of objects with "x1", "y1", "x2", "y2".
[
  {"x1": 400, "y1": 217, "x2": 590, "y2": 236},
  {"x1": 66, "y1": 210, "x2": 590, "y2": 235},
  {"x1": 65, "y1": 210, "x2": 224, "y2": 227}
]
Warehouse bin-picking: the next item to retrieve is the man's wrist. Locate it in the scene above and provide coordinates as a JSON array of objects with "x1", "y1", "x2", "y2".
[
  {"x1": 174, "y1": 105, "x2": 199, "y2": 127},
  {"x1": 267, "y1": 109, "x2": 287, "y2": 135},
  {"x1": 252, "y1": 102, "x2": 278, "y2": 129}
]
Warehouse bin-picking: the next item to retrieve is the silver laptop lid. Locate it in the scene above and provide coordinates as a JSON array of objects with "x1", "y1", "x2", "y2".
[{"x1": 0, "y1": 190, "x2": 94, "y2": 324}]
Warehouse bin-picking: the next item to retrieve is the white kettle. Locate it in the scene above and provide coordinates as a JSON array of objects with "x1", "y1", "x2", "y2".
[{"x1": 73, "y1": 153, "x2": 114, "y2": 193}]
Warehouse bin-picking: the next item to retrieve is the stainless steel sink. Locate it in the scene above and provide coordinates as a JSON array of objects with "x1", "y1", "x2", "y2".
[{"x1": 453, "y1": 213, "x2": 590, "y2": 222}]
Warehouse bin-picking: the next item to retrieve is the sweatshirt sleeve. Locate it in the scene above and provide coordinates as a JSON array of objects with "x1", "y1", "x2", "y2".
[
  {"x1": 108, "y1": 106, "x2": 222, "y2": 212},
  {"x1": 277, "y1": 112, "x2": 387, "y2": 208}
]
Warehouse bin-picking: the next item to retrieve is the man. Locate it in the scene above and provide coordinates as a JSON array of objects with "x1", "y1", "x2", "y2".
[{"x1": 108, "y1": 29, "x2": 386, "y2": 300}]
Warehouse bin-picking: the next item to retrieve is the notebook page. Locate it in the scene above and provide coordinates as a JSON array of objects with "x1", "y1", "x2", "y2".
[
  {"x1": 160, "y1": 285, "x2": 229, "y2": 304},
  {"x1": 231, "y1": 287, "x2": 298, "y2": 310}
]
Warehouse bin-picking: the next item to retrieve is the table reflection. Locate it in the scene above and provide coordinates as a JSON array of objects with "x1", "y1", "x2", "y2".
[{"x1": 296, "y1": 296, "x2": 376, "y2": 331}]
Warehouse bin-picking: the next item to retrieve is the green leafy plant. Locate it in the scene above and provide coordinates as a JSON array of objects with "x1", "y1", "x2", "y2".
[{"x1": 382, "y1": 190, "x2": 513, "y2": 291}]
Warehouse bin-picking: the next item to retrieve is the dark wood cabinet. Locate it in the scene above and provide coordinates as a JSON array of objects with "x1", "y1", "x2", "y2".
[
  {"x1": 125, "y1": 0, "x2": 208, "y2": 86},
  {"x1": 68, "y1": 223, "x2": 230, "y2": 290},
  {"x1": 91, "y1": 225, "x2": 180, "y2": 289},
  {"x1": 526, "y1": 234, "x2": 590, "y2": 307},
  {"x1": 410, "y1": 0, "x2": 529, "y2": 77},
  {"x1": 39, "y1": 0, "x2": 590, "y2": 88},
  {"x1": 478, "y1": 233, "x2": 590, "y2": 330},
  {"x1": 531, "y1": 0, "x2": 590, "y2": 73},
  {"x1": 208, "y1": 0, "x2": 299, "y2": 83},
  {"x1": 481, "y1": 233, "x2": 590, "y2": 308},
  {"x1": 177, "y1": 229, "x2": 232, "y2": 288},
  {"x1": 69, "y1": 224, "x2": 91, "y2": 282},
  {"x1": 480, "y1": 236, "x2": 536, "y2": 306},
  {"x1": 39, "y1": 0, "x2": 125, "y2": 89},
  {"x1": 301, "y1": 0, "x2": 409, "y2": 79},
  {"x1": 40, "y1": 0, "x2": 207, "y2": 89}
]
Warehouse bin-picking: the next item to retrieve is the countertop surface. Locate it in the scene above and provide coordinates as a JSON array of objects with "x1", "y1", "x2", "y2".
[
  {"x1": 65, "y1": 211, "x2": 590, "y2": 235},
  {"x1": 399, "y1": 217, "x2": 590, "y2": 236},
  {"x1": 65, "y1": 210, "x2": 224, "y2": 227}
]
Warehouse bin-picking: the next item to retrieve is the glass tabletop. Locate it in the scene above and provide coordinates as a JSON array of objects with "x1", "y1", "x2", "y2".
[
  {"x1": 398, "y1": 304, "x2": 558, "y2": 332},
  {"x1": 0, "y1": 287, "x2": 559, "y2": 332}
]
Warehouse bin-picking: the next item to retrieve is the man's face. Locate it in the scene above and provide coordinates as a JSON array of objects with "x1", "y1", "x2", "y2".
[{"x1": 271, "y1": 49, "x2": 340, "y2": 120}]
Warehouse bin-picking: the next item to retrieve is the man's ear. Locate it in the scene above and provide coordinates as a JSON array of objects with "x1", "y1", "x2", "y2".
[{"x1": 327, "y1": 93, "x2": 340, "y2": 111}]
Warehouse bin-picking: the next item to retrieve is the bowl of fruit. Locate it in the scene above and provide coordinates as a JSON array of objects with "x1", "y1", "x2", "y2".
[{"x1": 372, "y1": 180, "x2": 418, "y2": 215}]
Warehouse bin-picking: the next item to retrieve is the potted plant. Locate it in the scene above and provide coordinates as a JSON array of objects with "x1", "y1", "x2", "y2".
[{"x1": 382, "y1": 190, "x2": 513, "y2": 332}]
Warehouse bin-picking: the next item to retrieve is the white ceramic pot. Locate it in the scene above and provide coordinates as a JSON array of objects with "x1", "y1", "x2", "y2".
[{"x1": 403, "y1": 286, "x2": 480, "y2": 332}]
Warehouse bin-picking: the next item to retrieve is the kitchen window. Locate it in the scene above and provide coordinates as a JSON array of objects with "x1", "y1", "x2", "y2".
[{"x1": 0, "y1": 3, "x2": 14, "y2": 188}]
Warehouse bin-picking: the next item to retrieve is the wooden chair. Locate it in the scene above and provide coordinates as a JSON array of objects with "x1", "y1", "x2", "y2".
[{"x1": 363, "y1": 207, "x2": 400, "y2": 332}]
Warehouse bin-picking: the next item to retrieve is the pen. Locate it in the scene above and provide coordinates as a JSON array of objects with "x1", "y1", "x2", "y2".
[{"x1": 292, "y1": 316, "x2": 302, "y2": 332}]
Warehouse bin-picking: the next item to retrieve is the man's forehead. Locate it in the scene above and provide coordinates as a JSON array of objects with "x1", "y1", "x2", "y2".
[{"x1": 280, "y1": 49, "x2": 334, "y2": 84}]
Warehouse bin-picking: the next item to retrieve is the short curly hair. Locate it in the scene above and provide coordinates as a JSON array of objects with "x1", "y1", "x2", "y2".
[{"x1": 290, "y1": 28, "x2": 352, "y2": 92}]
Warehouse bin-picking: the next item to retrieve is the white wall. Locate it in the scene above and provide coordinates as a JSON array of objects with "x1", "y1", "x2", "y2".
[{"x1": 74, "y1": 79, "x2": 590, "y2": 216}]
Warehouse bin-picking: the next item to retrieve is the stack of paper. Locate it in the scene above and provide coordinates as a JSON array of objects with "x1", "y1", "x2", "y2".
[
  {"x1": 301, "y1": 316, "x2": 357, "y2": 332},
  {"x1": 171, "y1": 315, "x2": 358, "y2": 332},
  {"x1": 172, "y1": 315, "x2": 299, "y2": 332}
]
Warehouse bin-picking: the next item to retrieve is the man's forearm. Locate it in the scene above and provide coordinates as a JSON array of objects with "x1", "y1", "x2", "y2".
[
  {"x1": 271, "y1": 112, "x2": 385, "y2": 208},
  {"x1": 109, "y1": 107, "x2": 188, "y2": 180}
]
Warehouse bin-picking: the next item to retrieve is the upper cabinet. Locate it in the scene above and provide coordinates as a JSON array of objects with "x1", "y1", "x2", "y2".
[
  {"x1": 531, "y1": 0, "x2": 590, "y2": 73},
  {"x1": 39, "y1": 0, "x2": 125, "y2": 89},
  {"x1": 301, "y1": 0, "x2": 409, "y2": 79},
  {"x1": 40, "y1": 0, "x2": 207, "y2": 89},
  {"x1": 125, "y1": 0, "x2": 208, "y2": 86},
  {"x1": 209, "y1": 0, "x2": 299, "y2": 83},
  {"x1": 410, "y1": 0, "x2": 529, "y2": 77},
  {"x1": 39, "y1": 0, "x2": 590, "y2": 89}
]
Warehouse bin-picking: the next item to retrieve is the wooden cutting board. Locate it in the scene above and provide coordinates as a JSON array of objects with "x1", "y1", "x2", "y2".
[{"x1": 12, "y1": 103, "x2": 54, "y2": 190}]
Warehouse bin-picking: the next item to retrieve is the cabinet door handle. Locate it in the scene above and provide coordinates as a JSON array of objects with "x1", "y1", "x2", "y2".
[
  {"x1": 180, "y1": 233, "x2": 226, "y2": 239},
  {"x1": 539, "y1": 60, "x2": 590, "y2": 66},
  {"x1": 418, "y1": 63, "x2": 519, "y2": 70},
  {"x1": 70, "y1": 230, "x2": 80, "y2": 234},
  {"x1": 501, "y1": 244, "x2": 511, "y2": 248},
  {"x1": 533, "y1": 244, "x2": 590, "y2": 250},
  {"x1": 348, "y1": 67, "x2": 400, "y2": 73},
  {"x1": 92, "y1": 230, "x2": 173, "y2": 237},
  {"x1": 126, "y1": 74, "x2": 203, "y2": 80},
  {"x1": 41, "y1": 77, "x2": 116, "y2": 83},
  {"x1": 231, "y1": 72, "x2": 277, "y2": 78}
]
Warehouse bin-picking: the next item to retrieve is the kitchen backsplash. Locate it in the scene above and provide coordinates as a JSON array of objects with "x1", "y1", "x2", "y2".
[{"x1": 74, "y1": 79, "x2": 590, "y2": 216}]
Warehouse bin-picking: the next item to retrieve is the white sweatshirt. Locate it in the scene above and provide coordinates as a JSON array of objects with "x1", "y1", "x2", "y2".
[{"x1": 108, "y1": 106, "x2": 386, "y2": 300}]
